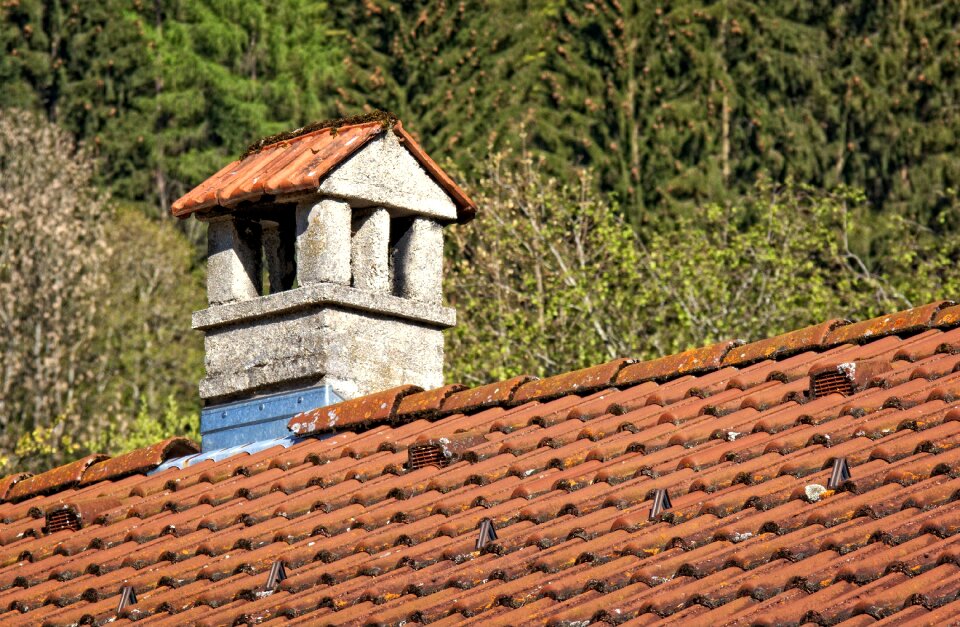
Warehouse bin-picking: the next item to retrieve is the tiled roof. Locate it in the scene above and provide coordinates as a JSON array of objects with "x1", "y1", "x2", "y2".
[
  {"x1": 3, "y1": 302, "x2": 960, "y2": 625},
  {"x1": 170, "y1": 119, "x2": 477, "y2": 221}
]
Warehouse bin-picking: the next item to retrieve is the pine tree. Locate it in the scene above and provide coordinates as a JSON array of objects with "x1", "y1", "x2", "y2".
[{"x1": 329, "y1": 0, "x2": 559, "y2": 173}]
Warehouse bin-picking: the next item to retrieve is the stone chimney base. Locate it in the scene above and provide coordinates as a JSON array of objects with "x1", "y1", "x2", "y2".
[{"x1": 194, "y1": 283, "x2": 453, "y2": 403}]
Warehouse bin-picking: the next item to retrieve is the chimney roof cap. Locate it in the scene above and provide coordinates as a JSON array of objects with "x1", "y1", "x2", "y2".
[{"x1": 170, "y1": 112, "x2": 476, "y2": 222}]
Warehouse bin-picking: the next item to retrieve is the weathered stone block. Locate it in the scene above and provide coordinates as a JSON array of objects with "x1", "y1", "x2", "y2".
[
  {"x1": 196, "y1": 283, "x2": 452, "y2": 401},
  {"x1": 394, "y1": 218, "x2": 443, "y2": 304},
  {"x1": 351, "y1": 208, "x2": 390, "y2": 293},
  {"x1": 206, "y1": 217, "x2": 262, "y2": 305},
  {"x1": 296, "y1": 198, "x2": 351, "y2": 286}
]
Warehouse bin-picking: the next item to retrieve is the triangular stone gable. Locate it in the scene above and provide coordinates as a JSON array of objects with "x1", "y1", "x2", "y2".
[{"x1": 318, "y1": 131, "x2": 458, "y2": 220}]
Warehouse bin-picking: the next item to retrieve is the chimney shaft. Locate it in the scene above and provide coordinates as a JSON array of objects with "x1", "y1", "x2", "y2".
[
  {"x1": 173, "y1": 116, "x2": 475, "y2": 448},
  {"x1": 193, "y1": 126, "x2": 457, "y2": 405}
]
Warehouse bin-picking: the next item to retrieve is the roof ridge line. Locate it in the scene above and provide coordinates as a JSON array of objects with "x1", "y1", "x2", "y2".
[
  {"x1": 241, "y1": 110, "x2": 399, "y2": 159},
  {"x1": 283, "y1": 299, "x2": 960, "y2": 438}
]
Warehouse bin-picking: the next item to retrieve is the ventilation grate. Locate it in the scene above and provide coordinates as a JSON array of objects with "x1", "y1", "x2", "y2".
[
  {"x1": 408, "y1": 444, "x2": 446, "y2": 471},
  {"x1": 811, "y1": 370, "x2": 854, "y2": 399},
  {"x1": 45, "y1": 508, "x2": 81, "y2": 534}
]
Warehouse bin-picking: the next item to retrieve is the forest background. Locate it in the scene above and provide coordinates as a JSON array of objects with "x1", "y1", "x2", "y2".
[{"x1": 2, "y1": 0, "x2": 960, "y2": 471}]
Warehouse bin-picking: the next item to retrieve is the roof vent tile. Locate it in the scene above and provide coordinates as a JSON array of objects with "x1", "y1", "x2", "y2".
[
  {"x1": 44, "y1": 507, "x2": 81, "y2": 534},
  {"x1": 408, "y1": 444, "x2": 447, "y2": 471},
  {"x1": 808, "y1": 359, "x2": 892, "y2": 399}
]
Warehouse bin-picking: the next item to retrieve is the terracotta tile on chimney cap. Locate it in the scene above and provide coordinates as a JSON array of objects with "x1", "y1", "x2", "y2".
[
  {"x1": 396, "y1": 384, "x2": 468, "y2": 419},
  {"x1": 721, "y1": 319, "x2": 850, "y2": 368},
  {"x1": 79, "y1": 437, "x2": 200, "y2": 487},
  {"x1": 288, "y1": 385, "x2": 422, "y2": 436},
  {"x1": 5, "y1": 453, "x2": 109, "y2": 503},
  {"x1": 440, "y1": 375, "x2": 537, "y2": 416},
  {"x1": 824, "y1": 301, "x2": 954, "y2": 346},
  {"x1": 511, "y1": 359, "x2": 634, "y2": 405},
  {"x1": 615, "y1": 340, "x2": 744, "y2": 387}
]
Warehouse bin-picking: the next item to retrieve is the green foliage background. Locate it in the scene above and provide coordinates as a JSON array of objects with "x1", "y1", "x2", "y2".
[{"x1": 0, "y1": 1, "x2": 959, "y2": 470}]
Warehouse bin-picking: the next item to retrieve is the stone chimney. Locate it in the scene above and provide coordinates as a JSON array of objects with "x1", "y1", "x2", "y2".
[{"x1": 172, "y1": 113, "x2": 476, "y2": 413}]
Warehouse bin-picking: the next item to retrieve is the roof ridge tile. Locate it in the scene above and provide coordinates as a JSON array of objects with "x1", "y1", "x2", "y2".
[
  {"x1": 824, "y1": 300, "x2": 954, "y2": 346},
  {"x1": 5, "y1": 454, "x2": 109, "y2": 504},
  {"x1": 722, "y1": 319, "x2": 850, "y2": 368},
  {"x1": 395, "y1": 384, "x2": 469, "y2": 419},
  {"x1": 934, "y1": 303, "x2": 960, "y2": 328},
  {"x1": 79, "y1": 437, "x2": 199, "y2": 488},
  {"x1": 440, "y1": 375, "x2": 537, "y2": 416},
  {"x1": 511, "y1": 358, "x2": 634, "y2": 405},
  {"x1": 615, "y1": 340, "x2": 745, "y2": 387},
  {"x1": 288, "y1": 385, "x2": 422, "y2": 436}
]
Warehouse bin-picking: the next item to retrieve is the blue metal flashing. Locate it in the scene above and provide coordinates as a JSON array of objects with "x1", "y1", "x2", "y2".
[{"x1": 199, "y1": 385, "x2": 342, "y2": 452}]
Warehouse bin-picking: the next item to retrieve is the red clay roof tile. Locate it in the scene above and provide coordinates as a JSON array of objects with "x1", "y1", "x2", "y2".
[
  {"x1": 3, "y1": 301, "x2": 960, "y2": 624},
  {"x1": 511, "y1": 358, "x2": 633, "y2": 404},
  {"x1": 171, "y1": 119, "x2": 476, "y2": 221},
  {"x1": 5, "y1": 454, "x2": 108, "y2": 503},
  {"x1": 824, "y1": 301, "x2": 954, "y2": 346},
  {"x1": 722, "y1": 319, "x2": 850, "y2": 367},
  {"x1": 615, "y1": 339, "x2": 744, "y2": 386},
  {"x1": 440, "y1": 375, "x2": 536, "y2": 415},
  {"x1": 395, "y1": 384, "x2": 468, "y2": 419},
  {"x1": 79, "y1": 437, "x2": 199, "y2": 487},
  {"x1": 0, "y1": 473, "x2": 30, "y2": 501},
  {"x1": 288, "y1": 384, "x2": 422, "y2": 436}
]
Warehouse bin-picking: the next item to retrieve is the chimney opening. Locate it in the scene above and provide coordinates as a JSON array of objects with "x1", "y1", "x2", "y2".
[
  {"x1": 45, "y1": 506, "x2": 81, "y2": 534},
  {"x1": 260, "y1": 210, "x2": 297, "y2": 295},
  {"x1": 810, "y1": 369, "x2": 854, "y2": 399},
  {"x1": 408, "y1": 443, "x2": 447, "y2": 471},
  {"x1": 389, "y1": 216, "x2": 415, "y2": 297}
]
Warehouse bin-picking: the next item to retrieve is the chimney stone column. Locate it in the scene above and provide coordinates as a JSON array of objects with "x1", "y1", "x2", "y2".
[
  {"x1": 350, "y1": 208, "x2": 390, "y2": 293},
  {"x1": 296, "y1": 198, "x2": 351, "y2": 286},
  {"x1": 394, "y1": 217, "x2": 443, "y2": 304},
  {"x1": 206, "y1": 216, "x2": 262, "y2": 305}
]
